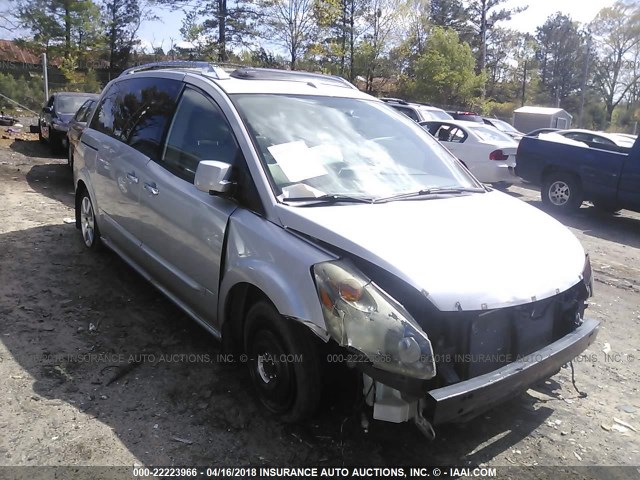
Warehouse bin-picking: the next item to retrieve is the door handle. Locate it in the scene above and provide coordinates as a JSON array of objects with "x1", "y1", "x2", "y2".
[
  {"x1": 144, "y1": 182, "x2": 159, "y2": 195},
  {"x1": 126, "y1": 172, "x2": 139, "y2": 184}
]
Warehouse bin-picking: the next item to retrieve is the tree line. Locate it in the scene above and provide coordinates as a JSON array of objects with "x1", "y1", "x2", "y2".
[{"x1": 1, "y1": 0, "x2": 640, "y2": 132}]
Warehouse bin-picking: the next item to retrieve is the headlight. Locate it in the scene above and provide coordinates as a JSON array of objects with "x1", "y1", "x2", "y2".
[
  {"x1": 313, "y1": 260, "x2": 436, "y2": 380},
  {"x1": 582, "y1": 254, "x2": 593, "y2": 297}
]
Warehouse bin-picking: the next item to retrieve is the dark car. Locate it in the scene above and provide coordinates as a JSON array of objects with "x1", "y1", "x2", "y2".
[
  {"x1": 39, "y1": 92, "x2": 99, "y2": 153},
  {"x1": 446, "y1": 111, "x2": 484, "y2": 123},
  {"x1": 66, "y1": 98, "x2": 98, "y2": 169}
]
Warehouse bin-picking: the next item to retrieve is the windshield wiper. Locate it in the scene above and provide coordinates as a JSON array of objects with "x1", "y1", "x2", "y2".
[
  {"x1": 281, "y1": 194, "x2": 374, "y2": 206},
  {"x1": 374, "y1": 186, "x2": 486, "y2": 203}
]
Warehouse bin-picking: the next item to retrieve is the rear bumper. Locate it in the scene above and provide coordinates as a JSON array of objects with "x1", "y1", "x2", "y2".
[
  {"x1": 424, "y1": 317, "x2": 599, "y2": 425},
  {"x1": 483, "y1": 163, "x2": 519, "y2": 184}
]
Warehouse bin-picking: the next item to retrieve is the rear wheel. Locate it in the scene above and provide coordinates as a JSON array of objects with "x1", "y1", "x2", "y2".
[
  {"x1": 542, "y1": 173, "x2": 583, "y2": 212},
  {"x1": 244, "y1": 301, "x2": 322, "y2": 422},
  {"x1": 77, "y1": 190, "x2": 102, "y2": 250}
]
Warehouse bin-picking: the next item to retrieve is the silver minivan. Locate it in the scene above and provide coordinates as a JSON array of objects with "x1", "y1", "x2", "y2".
[{"x1": 74, "y1": 62, "x2": 598, "y2": 436}]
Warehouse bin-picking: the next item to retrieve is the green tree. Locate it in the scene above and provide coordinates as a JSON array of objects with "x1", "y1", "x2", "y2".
[
  {"x1": 401, "y1": 27, "x2": 483, "y2": 106},
  {"x1": 430, "y1": 0, "x2": 469, "y2": 36},
  {"x1": 590, "y1": 0, "x2": 640, "y2": 125},
  {"x1": 464, "y1": 0, "x2": 527, "y2": 72},
  {"x1": 313, "y1": 0, "x2": 364, "y2": 79},
  {"x1": 259, "y1": 0, "x2": 318, "y2": 70},
  {"x1": 102, "y1": 0, "x2": 150, "y2": 76},
  {"x1": 156, "y1": 0, "x2": 257, "y2": 62},
  {"x1": 535, "y1": 13, "x2": 587, "y2": 105},
  {"x1": 17, "y1": 0, "x2": 101, "y2": 59}
]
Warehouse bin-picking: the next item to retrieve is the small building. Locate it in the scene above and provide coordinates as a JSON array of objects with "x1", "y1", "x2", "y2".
[{"x1": 513, "y1": 106, "x2": 573, "y2": 133}]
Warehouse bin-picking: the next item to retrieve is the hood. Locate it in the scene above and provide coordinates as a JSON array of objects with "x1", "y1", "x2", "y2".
[{"x1": 276, "y1": 191, "x2": 585, "y2": 312}]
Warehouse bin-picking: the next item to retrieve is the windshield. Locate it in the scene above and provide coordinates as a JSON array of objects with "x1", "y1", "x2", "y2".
[
  {"x1": 610, "y1": 135, "x2": 635, "y2": 147},
  {"x1": 56, "y1": 95, "x2": 95, "y2": 114},
  {"x1": 421, "y1": 107, "x2": 453, "y2": 121},
  {"x1": 232, "y1": 94, "x2": 481, "y2": 201},
  {"x1": 470, "y1": 125, "x2": 516, "y2": 143},
  {"x1": 489, "y1": 118, "x2": 519, "y2": 133}
]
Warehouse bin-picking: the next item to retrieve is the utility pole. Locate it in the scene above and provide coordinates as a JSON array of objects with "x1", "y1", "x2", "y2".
[
  {"x1": 42, "y1": 53, "x2": 49, "y2": 102},
  {"x1": 521, "y1": 60, "x2": 527, "y2": 107},
  {"x1": 578, "y1": 34, "x2": 592, "y2": 128}
]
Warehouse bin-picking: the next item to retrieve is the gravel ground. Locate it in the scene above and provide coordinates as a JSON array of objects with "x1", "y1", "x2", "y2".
[{"x1": 0, "y1": 130, "x2": 639, "y2": 479}]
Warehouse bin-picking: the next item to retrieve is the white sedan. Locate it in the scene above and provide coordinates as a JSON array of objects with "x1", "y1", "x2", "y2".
[{"x1": 421, "y1": 119, "x2": 519, "y2": 187}]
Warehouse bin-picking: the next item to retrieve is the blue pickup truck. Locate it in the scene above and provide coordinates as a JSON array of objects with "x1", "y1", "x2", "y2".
[{"x1": 516, "y1": 134, "x2": 640, "y2": 213}]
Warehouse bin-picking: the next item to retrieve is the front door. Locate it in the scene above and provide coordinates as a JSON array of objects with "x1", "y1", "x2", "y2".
[{"x1": 136, "y1": 87, "x2": 240, "y2": 324}]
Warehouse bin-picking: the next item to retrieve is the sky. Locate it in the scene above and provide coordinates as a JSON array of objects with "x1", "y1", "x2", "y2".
[
  {"x1": 137, "y1": 0, "x2": 616, "y2": 53},
  {"x1": 0, "y1": 0, "x2": 617, "y2": 52}
]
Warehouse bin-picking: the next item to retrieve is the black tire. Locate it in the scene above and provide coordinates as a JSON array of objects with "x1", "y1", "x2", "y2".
[
  {"x1": 244, "y1": 301, "x2": 322, "y2": 422},
  {"x1": 76, "y1": 189, "x2": 102, "y2": 251},
  {"x1": 492, "y1": 182, "x2": 512, "y2": 191},
  {"x1": 541, "y1": 173, "x2": 583, "y2": 212},
  {"x1": 49, "y1": 131, "x2": 62, "y2": 154},
  {"x1": 593, "y1": 201, "x2": 621, "y2": 215}
]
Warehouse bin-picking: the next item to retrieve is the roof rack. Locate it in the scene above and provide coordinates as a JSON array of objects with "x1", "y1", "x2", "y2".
[
  {"x1": 380, "y1": 97, "x2": 410, "y2": 105},
  {"x1": 119, "y1": 61, "x2": 230, "y2": 79},
  {"x1": 230, "y1": 67, "x2": 357, "y2": 89}
]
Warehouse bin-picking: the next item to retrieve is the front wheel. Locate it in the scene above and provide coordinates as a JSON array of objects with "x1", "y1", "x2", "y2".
[
  {"x1": 542, "y1": 173, "x2": 583, "y2": 212},
  {"x1": 49, "y1": 131, "x2": 62, "y2": 154},
  {"x1": 77, "y1": 190, "x2": 102, "y2": 250},
  {"x1": 244, "y1": 301, "x2": 322, "y2": 422},
  {"x1": 492, "y1": 182, "x2": 512, "y2": 191}
]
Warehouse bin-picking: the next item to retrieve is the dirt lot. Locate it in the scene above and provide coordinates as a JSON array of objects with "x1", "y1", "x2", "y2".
[{"x1": 0, "y1": 127, "x2": 639, "y2": 476}]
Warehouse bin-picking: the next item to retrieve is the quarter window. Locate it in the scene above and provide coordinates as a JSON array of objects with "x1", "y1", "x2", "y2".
[{"x1": 162, "y1": 88, "x2": 239, "y2": 183}]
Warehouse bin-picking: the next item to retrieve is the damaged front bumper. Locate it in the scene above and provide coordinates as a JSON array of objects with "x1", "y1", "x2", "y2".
[
  {"x1": 365, "y1": 317, "x2": 599, "y2": 431},
  {"x1": 425, "y1": 317, "x2": 599, "y2": 425}
]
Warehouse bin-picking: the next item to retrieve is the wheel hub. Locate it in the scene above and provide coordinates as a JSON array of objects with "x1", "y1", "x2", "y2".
[
  {"x1": 257, "y1": 354, "x2": 277, "y2": 384},
  {"x1": 549, "y1": 181, "x2": 570, "y2": 206},
  {"x1": 80, "y1": 197, "x2": 95, "y2": 246}
]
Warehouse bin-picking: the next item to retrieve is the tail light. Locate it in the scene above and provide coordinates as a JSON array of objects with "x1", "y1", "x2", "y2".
[{"x1": 489, "y1": 149, "x2": 509, "y2": 161}]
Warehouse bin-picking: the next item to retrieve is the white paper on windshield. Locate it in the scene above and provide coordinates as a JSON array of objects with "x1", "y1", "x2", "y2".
[
  {"x1": 268, "y1": 141, "x2": 328, "y2": 182},
  {"x1": 281, "y1": 183, "x2": 326, "y2": 198}
]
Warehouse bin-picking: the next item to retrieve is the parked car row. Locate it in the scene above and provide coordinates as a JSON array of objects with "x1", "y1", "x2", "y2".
[
  {"x1": 63, "y1": 61, "x2": 598, "y2": 438},
  {"x1": 38, "y1": 92, "x2": 99, "y2": 154}
]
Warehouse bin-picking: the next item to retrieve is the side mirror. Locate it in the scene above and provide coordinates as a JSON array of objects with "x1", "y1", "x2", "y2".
[
  {"x1": 42, "y1": 106, "x2": 52, "y2": 114},
  {"x1": 195, "y1": 161, "x2": 234, "y2": 195}
]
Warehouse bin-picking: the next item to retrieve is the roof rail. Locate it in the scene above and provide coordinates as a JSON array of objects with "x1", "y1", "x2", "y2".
[
  {"x1": 119, "y1": 61, "x2": 230, "y2": 79},
  {"x1": 230, "y1": 67, "x2": 357, "y2": 89},
  {"x1": 380, "y1": 97, "x2": 410, "y2": 105}
]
